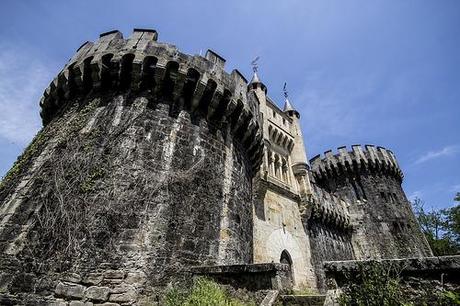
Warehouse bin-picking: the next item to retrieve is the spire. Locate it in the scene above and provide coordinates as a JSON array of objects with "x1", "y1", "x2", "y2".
[
  {"x1": 283, "y1": 97, "x2": 295, "y2": 112},
  {"x1": 248, "y1": 56, "x2": 267, "y2": 93},
  {"x1": 250, "y1": 71, "x2": 261, "y2": 84},
  {"x1": 250, "y1": 56, "x2": 261, "y2": 84},
  {"x1": 282, "y1": 82, "x2": 299, "y2": 117}
]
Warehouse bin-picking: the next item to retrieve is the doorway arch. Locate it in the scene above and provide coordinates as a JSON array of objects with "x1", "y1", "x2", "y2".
[
  {"x1": 280, "y1": 249, "x2": 294, "y2": 283},
  {"x1": 280, "y1": 249, "x2": 293, "y2": 267}
]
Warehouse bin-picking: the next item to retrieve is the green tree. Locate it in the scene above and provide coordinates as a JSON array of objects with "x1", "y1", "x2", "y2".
[
  {"x1": 412, "y1": 197, "x2": 459, "y2": 256},
  {"x1": 443, "y1": 196, "x2": 460, "y2": 247}
]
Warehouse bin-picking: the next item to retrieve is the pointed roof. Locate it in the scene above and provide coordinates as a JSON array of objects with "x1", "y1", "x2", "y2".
[
  {"x1": 283, "y1": 98, "x2": 295, "y2": 112},
  {"x1": 250, "y1": 71, "x2": 261, "y2": 84},
  {"x1": 248, "y1": 71, "x2": 267, "y2": 94}
]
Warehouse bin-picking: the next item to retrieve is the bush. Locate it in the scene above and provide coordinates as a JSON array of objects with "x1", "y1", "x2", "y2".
[
  {"x1": 337, "y1": 262, "x2": 460, "y2": 306},
  {"x1": 164, "y1": 277, "x2": 256, "y2": 306},
  {"x1": 337, "y1": 261, "x2": 403, "y2": 306}
]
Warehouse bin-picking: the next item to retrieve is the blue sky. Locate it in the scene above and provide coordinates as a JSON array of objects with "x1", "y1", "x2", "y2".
[{"x1": 0, "y1": 0, "x2": 459, "y2": 209}]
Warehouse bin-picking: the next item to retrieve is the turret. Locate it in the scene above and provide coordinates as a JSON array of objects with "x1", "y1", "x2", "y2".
[
  {"x1": 0, "y1": 28, "x2": 265, "y2": 304},
  {"x1": 310, "y1": 145, "x2": 433, "y2": 259},
  {"x1": 283, "y1": 96, "x2": 312, "y2": 199},
  {"x1": 248, "y1": 70, "x2": 271, "y2": 175}
]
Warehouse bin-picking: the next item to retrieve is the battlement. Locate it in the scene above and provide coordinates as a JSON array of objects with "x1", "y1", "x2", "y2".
[
  {"x1": 310, "y1": 145, "x2": 403, "y2": 182},
  {"x1": 307, "y1": 183, "x2": 351, "y2": 230},
  {"x1": 38, "y1": 28, "x2": 263, "y2": 172}
]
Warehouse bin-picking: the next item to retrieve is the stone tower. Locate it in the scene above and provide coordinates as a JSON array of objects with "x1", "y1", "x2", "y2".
[
  {"x1": 250, "y1": 72, "x2": 318, "y2": 289},
  {"x1": 310, "y1": 145, "x2": 433, "y2": 259},
  {"x1": 0, "y1": 29, "x2": 263, "y2": 304},
  {"x1": 0, "y1": 27, "x2": 434, "y2": 303},
  {"x1": 282, "y1": 97, "x2": 312, "y2": 201}
]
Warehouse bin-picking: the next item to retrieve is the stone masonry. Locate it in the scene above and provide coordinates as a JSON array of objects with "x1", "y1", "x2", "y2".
[{"x1": 0, "y1": 28, "x2": 433, "y2": 304}]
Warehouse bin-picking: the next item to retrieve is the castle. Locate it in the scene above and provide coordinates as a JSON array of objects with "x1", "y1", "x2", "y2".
[{"x1": 0, "y1": 29, "x2": 433, "y2": 304}]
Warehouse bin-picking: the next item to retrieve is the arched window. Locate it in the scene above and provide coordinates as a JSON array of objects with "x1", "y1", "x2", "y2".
[
  {"x1": 282, "y1": 158, "x2": 288, "y2": 183},
  {"x1": 267, "y1": 150, "x2": 273, "y2": 175},
  {"x1": 274, "y1": 154, "x2": 280, "y2": 179}
]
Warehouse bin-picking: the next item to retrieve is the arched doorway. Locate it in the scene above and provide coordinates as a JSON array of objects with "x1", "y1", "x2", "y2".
[
  {"x1": 280, "y1": 249, "x2": 293, "y2": 267},
  {"x1": 280, "y1": 249, "x2": 294, "y2": 283}
]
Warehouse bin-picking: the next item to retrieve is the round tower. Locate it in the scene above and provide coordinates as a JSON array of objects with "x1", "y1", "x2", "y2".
[
  {"x1": 283, "y1": 97, "x2": 313, "y2": 200},
  {"x1": 0, "y1": 29, "x2": 263, "y2": 304},
  {"x1": 310, "y1": 145, "x2": 432, "y2": 259}
]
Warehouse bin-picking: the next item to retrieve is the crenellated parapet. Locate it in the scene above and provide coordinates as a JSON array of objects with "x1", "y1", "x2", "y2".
[
  {"x1": 310, "y1": 145, "x2": 403, "y2": 183},
  {"x1": 38, "y1": 29, "x2": 263, "y2": 172},
  {"x1": 302, "y1": 184, "x2": 351, "y2": 230},
  {"x1": 303, "y1": 184, "x2": 351, "y2": 230}
]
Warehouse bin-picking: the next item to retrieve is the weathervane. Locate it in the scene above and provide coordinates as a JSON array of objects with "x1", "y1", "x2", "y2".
[
  {"x1": 283, "y1": 82, "x2": 288, "y2": 98},
  {"x1": 251, "y1": 56, "x2": 260, "y2": 73}
]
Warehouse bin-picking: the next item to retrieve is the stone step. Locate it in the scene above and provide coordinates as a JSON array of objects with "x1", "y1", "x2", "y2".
[
  {"x1": 280, "y1": 294, "x2": 326, "y2": 306},
  {"x1": 260, "y1": 290, "x2": 279, "y2": 306}
]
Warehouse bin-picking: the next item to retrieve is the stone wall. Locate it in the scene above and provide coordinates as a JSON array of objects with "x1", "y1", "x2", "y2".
[
  {"x1": 0, "y1": 29, "x2": 264, "y2": 304},
  {"x1": 304, "y1": 183, "x2": 354, "y2": 292},
  {"x1": 253, "y1": 179, "x2": 317, "y2": 290},
  {"x1": 190, "y1": 263, "x2": 293, "y2": 291},
  {"x1": 323, "y1": 256, "x2": 460, "y2": 306},
  {"x1": 310, "y1": 145, "x2": 432, "y2": 259}
]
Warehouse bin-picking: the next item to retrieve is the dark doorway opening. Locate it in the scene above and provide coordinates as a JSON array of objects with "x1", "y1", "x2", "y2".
[
  {"x1": 280, "y1": 249, "x2": 293, "y2": 266},
  {"x1": 280, "y1": 249, "x2": 294, "y2": 283}
]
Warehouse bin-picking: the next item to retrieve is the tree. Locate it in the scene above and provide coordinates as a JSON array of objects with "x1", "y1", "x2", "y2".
[
  {"x1": 412, "y1": 197, "x2": 459, "y2": 256},
  {"x1": 443, "y1": 198, "x2": 460, "y2": 247}
]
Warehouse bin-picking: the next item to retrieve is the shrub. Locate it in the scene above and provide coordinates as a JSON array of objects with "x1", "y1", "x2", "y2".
[
  {"x1": 337, "y1": 261, "x2": 404, "y2": 306},
  {"x1": 164, "y1": 277, "x2": 255, "y2": 306}
]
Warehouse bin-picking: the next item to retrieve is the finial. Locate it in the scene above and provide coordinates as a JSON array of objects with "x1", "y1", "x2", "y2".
[
  {"x1": 283, "y1": 82, "x2": 288, "y2": 98},
  {"x1": 251, "y1": 56, "x2": 260, "y2": 73}
]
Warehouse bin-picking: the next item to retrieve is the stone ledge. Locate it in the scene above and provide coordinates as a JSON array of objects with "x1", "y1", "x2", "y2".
[
  {"x1": 324, "y1": 255, "x2": 460, "y2": 276},
  {"x1": 190, "y1": 263, "x2": 293, "y2": 291},
  {"x1": 190, "y1": 263, "x2": 290, "y2": 274}
]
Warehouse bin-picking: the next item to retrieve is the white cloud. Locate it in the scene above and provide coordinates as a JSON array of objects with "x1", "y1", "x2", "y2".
[
  {"x1": 0, "y1": 44, "x2": 53, "y2": 145},
  {"x1": 415, "y1": 145, "x2": 460, "y2": 164}
]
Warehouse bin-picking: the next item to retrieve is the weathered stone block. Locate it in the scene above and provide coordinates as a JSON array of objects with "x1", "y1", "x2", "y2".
[
  {"x1": 82, "y1": 273, "x2": 103, "y2": 286},
  {"x1": 50, "y1": 299, "x2": 68, "y2": 306},
  {"x1": 124, "y1": 272, "x2": 146, "y2": 285},
  {"x1": 103, "y1": 270, "x2": 125, "y2": 279},
  {"x1": 85, "y1": 286, "x2": 110, "y2": 301},
  {"x1": 109, "y1": 286, "x2": 137, "y2": 303},
  {"x1": 70, "y1": 301, "x2": 94, "y2": 306},
  {"x1": 55, "y1": 282, "x2": 85, "y2": 299},
  {"x1": 61, "y1": 273, "x2": 82, "y2": 283}
]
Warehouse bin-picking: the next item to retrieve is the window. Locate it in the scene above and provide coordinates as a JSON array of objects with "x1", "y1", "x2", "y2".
[
  {"x1": 273, "y1": 110, "x2": 276, "y2": 118},
  {"x1": 283, "y1": 118, "x2": 286, "y2": 125}
]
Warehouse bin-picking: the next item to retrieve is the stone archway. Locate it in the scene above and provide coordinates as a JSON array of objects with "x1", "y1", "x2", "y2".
[
  {"x1": 265, "y1": 229, "x2": 304, "y2": 286},
  {"x1": 280, "y1": 249, "x2": 293, "y2": 266}
]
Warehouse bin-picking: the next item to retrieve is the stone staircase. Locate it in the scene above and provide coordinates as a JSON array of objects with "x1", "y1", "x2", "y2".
[
  {"x1": 259, "y1": 291, "x2": 326, "y2": 306},
  {"x1": 279, "y1": 294, "x2": 326, "y2": 306}
]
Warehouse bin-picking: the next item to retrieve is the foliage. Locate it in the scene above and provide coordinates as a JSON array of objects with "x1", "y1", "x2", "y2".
[
  {"x1": 412, "y1": 197, "x2": 460, "y2": 255},
  {"x1": 336, "y1": 262, "x2": 460, "y2": 306},
  {"x1": 163, "y1": 277, "x2": 256, "y2": 306},
  {"x1": 337, "y1": 261, "x2": 404, "y2": 306},
  {"x1": 0, "y1": 130, "x2": 46, "y2": 190},
  {"x1": 441, "y1": 291, "x2": 460, "y2": 305}
]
